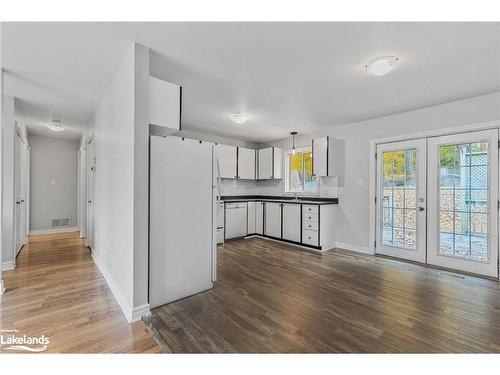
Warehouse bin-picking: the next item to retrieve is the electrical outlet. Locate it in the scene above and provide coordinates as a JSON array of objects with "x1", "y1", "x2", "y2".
[{"x1": 49, "y1": 179, "x2": 56, "y2": 186}]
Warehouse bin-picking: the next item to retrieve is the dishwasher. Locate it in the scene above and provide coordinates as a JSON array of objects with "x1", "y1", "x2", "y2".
[{"x1": 224, "y1": 202, "x2": 248, "y2": 239}]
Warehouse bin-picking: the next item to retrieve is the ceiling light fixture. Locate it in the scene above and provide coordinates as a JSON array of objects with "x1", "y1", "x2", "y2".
[
  {"x1": 365, "y1": 56, "x2": 399, "y2": 76},
  {"x1": 47, "y1": 119, "x2": 66, "y2": 132},
  {"x1": 290, "y1": 132, "x2": 298, "y2": 154},
  {"x1": 230, "y1": 113, "x2": 248, "y2": 126}
]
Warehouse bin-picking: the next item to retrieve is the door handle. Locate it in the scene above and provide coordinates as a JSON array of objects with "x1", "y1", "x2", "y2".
[{"x1": 418, "y1": 207, "x2": 425, "y2": 212}]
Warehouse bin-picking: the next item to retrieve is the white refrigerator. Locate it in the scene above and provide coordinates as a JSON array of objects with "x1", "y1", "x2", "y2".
[{"x1": 149, "y1": 135, "x2": 216, "y2": 308}]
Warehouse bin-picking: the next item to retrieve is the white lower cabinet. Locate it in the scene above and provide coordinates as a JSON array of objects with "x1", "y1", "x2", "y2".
[
  {"x1": 255, "y1": 201, "x2": 264, "y2": 235},
  {"x1": 247, "y1": 201, "x2": 256, "y2": 234},
  {"x1": 282, "y1": 204, "x2": 301, "y2": 243},
  {"x1": 302, "y1": 229, "x2": 319, "y2": 247},
  {"x1": 264, "y1": 202, "x2": 282, "y2": 238},
  {"x1": 224, "y1": 199, "x2": 336, "y2": 251}
]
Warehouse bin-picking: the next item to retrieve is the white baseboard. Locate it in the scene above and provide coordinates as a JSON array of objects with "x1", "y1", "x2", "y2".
[
  {"x1": 0, "y1": 280, "x2": 5, "y2": 295},
  {"x1": 91, "y1": 252, "x2": 150, "y2": 324},
  {"x1": 1, "y1": 261, "x2": 15, "y2": 271},
  {"x1": 335, "y1": 241, "x2": 374, "y2": 255},
  {"x1": 30, "y1": 227, "x2": 80, "y2": 236},
  {"x1": 131, "y1": 304, "x2": 151, "y2": 323},
  {"x1": 245, "y1": 235, "x2": 324, "y2": 253}
]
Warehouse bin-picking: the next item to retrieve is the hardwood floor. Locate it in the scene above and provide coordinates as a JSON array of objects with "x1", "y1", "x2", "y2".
[
  {"x1": 0, "y1": 232, "x2": 160, "y2": 353},
  {"x1": 146, "y1": 237, "x2": 500, "y2": 353}
]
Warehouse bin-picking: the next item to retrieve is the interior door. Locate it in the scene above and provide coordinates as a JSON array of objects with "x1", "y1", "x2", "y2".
[
  {"x1": 149, "y1": 136, "x2": 214, "y2": 308},
  {"x1": 427, "y1": 130, "x2": 498, "y2": 277},
  {"x1": 14, "y1": 134, "x2": 21, "y2": 254},
  {"x1": 86, "y1": 135, "x2": 95, "y2": 249},
  {"x1": 18, "y1": 141, "x2": 27, "y2": 253},
  {"x1": 376, "y1": 139, "x2": 427, "y2": 263}
]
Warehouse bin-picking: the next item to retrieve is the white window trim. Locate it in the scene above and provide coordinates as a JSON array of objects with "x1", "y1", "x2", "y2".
[{"x1": 283, "y1": 146, "x2": 319, "y2": 195}]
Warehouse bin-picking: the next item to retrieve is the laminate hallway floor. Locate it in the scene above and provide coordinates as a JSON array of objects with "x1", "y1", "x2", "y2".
[
  {"x1": 0, "y1": 232, "x2": 160, "y2": 353},
  {"x1": 146, "y1": 237, "x2": 500, "y2": 353}
]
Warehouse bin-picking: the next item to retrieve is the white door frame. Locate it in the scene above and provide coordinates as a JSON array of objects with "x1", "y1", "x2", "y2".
[{"x1": 369, "y1": 120, "x2": 500, "y2": 277}]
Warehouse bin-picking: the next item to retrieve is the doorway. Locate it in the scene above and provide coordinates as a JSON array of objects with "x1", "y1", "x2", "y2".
[
  {"x1": 14, "y1": 131, "x2": 30, "y2": 259},
  {"x1": 375, "y1": 129, "x2": 499, "y2": 278}
]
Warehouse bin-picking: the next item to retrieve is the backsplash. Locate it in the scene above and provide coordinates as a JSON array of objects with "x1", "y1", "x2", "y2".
[
  {"x1": 218, "y1": 176, "x2": 338, "y2": 198},
  {"x1": 218, "y1": 179, "x2": 258, "y2": 196}
]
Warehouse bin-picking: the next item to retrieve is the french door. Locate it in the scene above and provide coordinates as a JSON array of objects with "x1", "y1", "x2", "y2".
[
  {"x1": 376, "y1": 129, "x2": 499, "y2": 278},
  {"x1": 427, "y1": 130, "x2": 498, "y2": 277},
  {"x1": 376, "y1": 139, "x2": 427, "y2": 263}
]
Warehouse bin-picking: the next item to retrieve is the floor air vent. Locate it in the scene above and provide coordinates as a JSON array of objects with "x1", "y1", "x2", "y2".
[{"x1": 52, "y1": 218, "x2": 71, "y2": 228}]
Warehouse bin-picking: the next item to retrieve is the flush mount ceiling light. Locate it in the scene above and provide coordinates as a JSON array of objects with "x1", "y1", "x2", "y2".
[
  {"x1": 364, "y1": 56, "x2": 399, "y2": 76},
  {"x1": 230, "y1": 113, "x2": 248, "y2": 126},
  {"x1": 47, "y1": 119, "x2": 66, "y2": 132}
]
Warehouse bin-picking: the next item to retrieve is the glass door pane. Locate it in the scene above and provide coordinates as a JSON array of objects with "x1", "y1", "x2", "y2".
[{"x1": 438, "y1": 142, "x2": 489, "y2": 262}]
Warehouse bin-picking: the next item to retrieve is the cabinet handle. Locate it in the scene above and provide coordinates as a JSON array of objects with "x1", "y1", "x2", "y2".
[
  {"x1": 308, "y1": 236, "x2": 311, "y2": 239},
  {"x1": 308, "y1": 224, "x2": 311, "y2": 228}
]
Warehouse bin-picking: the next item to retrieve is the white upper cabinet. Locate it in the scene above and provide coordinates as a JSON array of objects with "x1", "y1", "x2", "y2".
[
  {"x1": 216, "y1": 144, "x2": 237, "y2": 179},
  {"x1": 312, "y1": 137, "x2": 344, "y2": 178},
  {"x1": 237, "y1": 147, "x2": 256, "y2": 179},
  {"x1": 257, "y1": 147, "x2": 282, "y2": 180},
  {"x1": 149, "y1": 76, "x2": 182, "y2": 131}
]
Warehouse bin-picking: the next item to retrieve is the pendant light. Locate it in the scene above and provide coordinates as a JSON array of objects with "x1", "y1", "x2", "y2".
[{"x1": 290, "y1": 132, "x2": 298, "y2": 154}]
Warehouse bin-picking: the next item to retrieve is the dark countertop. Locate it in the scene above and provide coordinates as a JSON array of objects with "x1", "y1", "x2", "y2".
[{"x1": 220, "y1": 195, "x2": 338, "y2": 205}]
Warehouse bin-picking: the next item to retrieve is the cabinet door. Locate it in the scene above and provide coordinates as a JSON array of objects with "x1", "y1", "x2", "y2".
[
  {"x1": 258, "y1": 148, "x2": 273, "y2": 180},
  {"x1": 313, "y1": 137, "x2": 328, "y2": 177},
  {"x1": 238, "y1": 147, "x2": 256, "y2": 179},
  {"x1": 273, "y1": 147, "x2": 282, "y2": 179},
  {"x1": 217, "y1": 144, "x2": 237, "y2": 179},
  {"x1": 265, "y1": 202, "x2": 282, "y2": 238},
  {"x1": 247, "y1": 201, "x2": 256, "y2": 234},
  {"x1": 149, "y1": 76, "x2": 181, "y2": 131},
  {"x1": 282, "y1": 204, "x2": 301, "y2": 243},
  {"x1": 255, "y1": 202, "x2": 264, "y2": 235}
]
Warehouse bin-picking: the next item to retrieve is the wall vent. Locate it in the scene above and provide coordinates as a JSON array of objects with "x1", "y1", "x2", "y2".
[{"x1": 51, "y1": 218, "x2": 71, "y2": 228}]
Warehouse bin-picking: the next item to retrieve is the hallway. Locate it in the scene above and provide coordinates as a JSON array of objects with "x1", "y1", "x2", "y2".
[{"x1": 0, "y1": 232, "x2": 160, "y2": 353}]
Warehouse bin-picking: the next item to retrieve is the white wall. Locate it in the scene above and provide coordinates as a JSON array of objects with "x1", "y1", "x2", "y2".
[
  {"x1": 89, "y1": 43, "x2": 136, "y2": 321},
  {"x1": 29, "y1": 134, "x2": 79, "y2": 231},
  {"x1": 132, "y1": 44, "x2": 149, "y2": 311},
  {"x1": 262, "y1": 92, "x2": 500, "y2": 251},
  {"x1": 89, "y1": 42, "x2": 153, "y2": 322}
]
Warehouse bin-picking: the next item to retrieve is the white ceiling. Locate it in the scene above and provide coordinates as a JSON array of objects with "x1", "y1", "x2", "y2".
[
  {"x1": 16, "y1": 99, "x2": 85, "y2": 141},
  {"x1": 3, "y1": 22, "x2": 499, "y2": 143}
]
